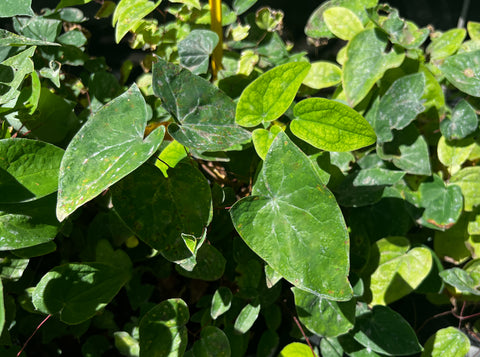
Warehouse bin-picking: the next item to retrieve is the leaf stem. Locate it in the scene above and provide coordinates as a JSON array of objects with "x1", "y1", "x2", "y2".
[
  {"x1": 292, "y1": 315, "x2": 317, "y2": 357},
  {"x1": 17, "y1": 314, "x2": 52, "y2": 357}
]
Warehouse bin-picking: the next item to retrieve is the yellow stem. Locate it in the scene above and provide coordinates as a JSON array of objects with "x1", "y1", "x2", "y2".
[{"x1": 209, "y1": 0, "x2": 223, "y2": 79}]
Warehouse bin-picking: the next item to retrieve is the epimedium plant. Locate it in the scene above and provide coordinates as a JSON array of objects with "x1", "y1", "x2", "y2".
[{"x1": 1, "y1": 0, "x2": 480, "y2": 356}]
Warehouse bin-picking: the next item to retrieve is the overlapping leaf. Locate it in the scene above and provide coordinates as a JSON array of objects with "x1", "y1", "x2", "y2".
[
  {"x1": 421, "y1": 327, "x2": 470, "y2": 357},
  {"x1": 230, "y1": 132, "x2": 352, "y2": 300},
  {"x1": 440, "y1": 50, "x2": 480, "y2": 97},
  {"x1": 178, "y1": 30, "x2": 219, "y2": 75},
  {"x1": 112, "y1": 0, "x2": 161, "y2": 43}
]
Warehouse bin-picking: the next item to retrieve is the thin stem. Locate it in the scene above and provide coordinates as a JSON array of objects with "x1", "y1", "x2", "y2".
[
  {"x1": 457, "y1": 0, "x2": 471, "y2": 28},
  {"x1": 17, "y1": 314, "x2": 52, "y2": 357},
  {"x1": 292, "y1": 316, "x2": 317, "y2": 357}
]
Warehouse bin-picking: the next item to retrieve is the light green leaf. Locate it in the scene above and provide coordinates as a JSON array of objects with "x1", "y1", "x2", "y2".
[
  {"x1": 235, "y1": 62, "x2": 311, "y2": 127},
  {"x1": 421, "y1": 327, "x2": 470, "y2": 357},
  {"x1": 0, "y1": 279, "x2": 4, "y2": 336},
  {"x1": 302, "y1": 61, "x2": 342, "y2": 90},
  {"x1": 13, "y1": 16, "x2": 61, "y2": 43},
  {"x1": 439, "y1": 268, "x2": 480, "y2": 296},
  {"x1": 440, "y1": 99, "x2": 478, "y2": 141},
  {"x1": 32, "y1": 262, "x2": 131, "y2": 324},
  {"x1": 178, "y1": 30, "x2": 219, "y2": 75},
  {"x1": 238, "y1": 50, "x2": 259, "y2": 76},
  {"x1": 255, "y1": 7, "x2": 283, "y2": 32},
  {"x1": 155, "y1": 140, "x2": 188, "y2": 177},
  {"x1": 113, "y1": 0, "x2": 162, "y2": 43},
  {"x1": 0, "y1": 46, "x2": 35, "y2": 105},
  {"x1": 211, "y1": 287, "x2": 232, "y2": 320},
  {"x1": 353, "y1": 168, "x2": 405, "y2": 186},
  {"x1": 291, "y1": 98, "x2": 376, "y2": 152},
  {"x1": 234, "y1": 301, "x2": 261, "y2": 334},
  {"x1": 420, "y1": 64, "x2": 445, "y2": 110},
  {"x1": 193, "y1": 326, "x2": 231, "y2": 357},
  {"x1": 0, "y1": 0, "x2": 33, "y2": 17},
  {"x1": 451, "y1": 166, "x2": 480, "y2": 211},
  {"x1": 367, "y1": 73, "x2": 425, "y2": 143},
  {"x1": 56, "y1": 84, "x2": 165, "y2": 221},
  {"x1": 233, "y1": 0, "x2": 257, "y2": 15},
  {"x1": 278, "y1": 342, "x2": 312, "y2": 357},
  {"x1": 152, "y1": 58, "x2": 251, "y2": 151},
  {"x1": 468, "y1": 21, "x2": 480, "y2": 41},
  {"x1": 437, "y1": 136, "x2": 475, "y2": 175},
  {"x1": 168, "y1": 0, "x2": 201, "y2": 9},
  {"x1": 139, "y1": 299, "x2": 189, "y2": 357},
  {"x1": 252, "y1": 125, "x2": 283, "y2": 160},
  {"x1": 440, "y1": 50, "x2": 480, "y2": 97},
  {"x1": 0, "y1": 139, "x2": 64, "y2": 203},
  {"x1": 293, "y1": 287, "x2": 355, "y2": 337},
  {"x1": 230, "y1": 132, "x2": 352, "y2": 300},
  {"x1": 112, "y1": 163, "x2": 211, "y2": 263},
  {"x1": 343, "y1": 28, "x2": 405, "y2": 107},
  {"x1": 323, "y1": 7, "x2": 364, "y2": 41},
  {"x1": 56, "y1": 0, "x2": 93, "y2": 9},
  {"x1": 114, "y1": 331, "x2": 139, "y2": 357},
  {"x1": 353, "y1": 305, "x2": 422, "y2": 356},
  {"x1": 427, "y1": 29, "x2": 466, "y2": 61}
]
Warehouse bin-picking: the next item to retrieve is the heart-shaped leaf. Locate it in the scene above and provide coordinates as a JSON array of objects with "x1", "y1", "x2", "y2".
[
  {"x1": 57, "y1": 84, "x2": 165, "y2": 221},
  {"x1": 323, "y1": 6, "x2": 364, "y2": 41},
  {"x1": 112, "y1": 0, "x2": 161, "y2": 43},
  {"x1": 421, "y1": 327, "x2": 470, "y2": 357},
  {"x1": 192, "y1": 326, "x2": 231, "y2": 356},
  {"x1": 440, "y1": 50, "x2": 480, "y2": 97},
  {"x1": 0, "y1": 0, "x2": 33, "y2": 17},
  {"x1": 302, "y1": 61, "x2": 342, "y2": 90},
  {"x1": 178, "y1": 29, "x2": 219, "y2": 75},
  {"x1": 440, "y1": 99, "x2": 478, "y2": 141},
  {"x1": 450, "y1": 166, "x2": 480, "y2": 211},
  {"x1": 230, "y1": 131, "x2": 352, "y2": 300}
]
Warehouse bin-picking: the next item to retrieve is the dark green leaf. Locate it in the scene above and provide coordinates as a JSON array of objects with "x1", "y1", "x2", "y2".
[
  {"x1": 421, "y1": 327, "x2": 470, "y2": 357},
  {"x1": 176, "y1": 244, "x2": 226, "y2": 281},
  {"x1": 13, "y1": 16, "x2": 61, "y2": 43},
  {"x1": 440, "y1": 50, "x2": 480, "y2": 97},
  {"x1": 233, "y1": 0, "x2": 257, "y2": 15},
  {"x1": 234, "y1": 301, "x2": 260, "y2": 334},
  {"x1": 0, "y1": 46, "x2": 35, "y2": 105},
  {"x1": 0, "y1": 252, "x2": 29, "y2": 279},
  {"x1": 178, "y1": 30, "x2": 219, "y2": 75},
  {"x1": 230, "y1": 132, "x2": 352, "y2": 300},
  {"x1": 0, "y1": 29, "x2": 58, "y2": 47},
  {"x1": 0, "y1": 279, "x2": 4, "y2": 337},
  {"x1": 193, "y1": 326, "x2": 231, "y2": 357},
  {"x1": 440, "y1": 99, "x2": 478, "y2": 140},
  {"x1": 211, "y1": 287, "x2": 233, "y2": 320},
  {"x1": 152, "y1": 58, "x2": 251, "y2": 151},
  {"x1": 439, "y1": 268, "x2": 480, "y2": 296}
]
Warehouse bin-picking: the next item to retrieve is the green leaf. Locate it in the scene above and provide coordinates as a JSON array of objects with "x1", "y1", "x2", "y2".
[
  {"x1": 169, "y1": 0, "x2": 201, "y2": 10},
  {"x1": 343, "y1": 29, "x2": 405, "y2": 107},
  {"x1": 440, "y1": 50, "x2": 480, "y2": 97},
  {"x1": 418, "y1": 175, "x2": 463, "y2": 230},
  {"x1": 302, "y1": 61, "x2": 342, "y2": 90},
  {"x1": 152, "y1": 57, "x2": 251, "y2": 151},
  {"x1": 210, "y1": 287, "x2": 232, "y2": 320},
  {"x1": 56, "y1": 84, "x2": 165, "y2": 222},
  {"x1": 113, "y1": 0, "x2": 162, "y2": 43},
  {"x1": 468, "y1": 21, "x2": 480, "y2": 41},
  {"x1": 353, "y1": 305, "x2": 422, "y2": 356},
  {"x1": 13, "y1": 16, "x2": 62, "y2": 43},
  {"x1": 450, "y1": 166, "x2": 480, "y2": 211},
  {"x1": 421, "y1": 327, "x2": 470, "y2": 357},
  {"x1": 234, "y1": 301, "x2": 261, "y2": 334},
  {"x1": 434, "y1": 214, "x2": 471, "y2": 264},
  {"x1": 291, "y1": 98, "x2": 376, "y2": 152},
  {"x1": 437, "y1": 136, "x2": 475, "y2": 175},
  {"x1": 32, "y1": 262, "x2": 131, "y2": 324},
  {"x1": 323, "y1": 7, "x2": 364, "y2": 41},
  {"x1": 0, "y1": 252, "x2": 29, "y2": 279},
  {"x1": 0, "y1": 0, "x2": 33, "y2": 17},
  {"x1": 369, "y1": 238, "x2": 433, "y2": 305},
  {"x1": 235, "y1": 62, "x2": 311, "y2": 127},
  {"x1": 440, "y1": 99, "x2": 478, "y2": 140},
  {"x1": 233, "y1": 0, "x2": 257, "y2": 15},
  {"x1": 56, "y1": 0, "x2": 93, "y2": 9},
  {"x1": 0, "y1": 46, "x2": 35, "y2": 105},
  {"x1": 112, "y1": 163, "x2": 211, "y2": 262},
  {"x1": 278, "y1": 342, "x2": 312, "y2": 357},
  {"x1": 139, "y1": 299, "x2": 189, "y2": 357},
  {"x1": 293, "y1": 287, "x2": 355, "y2": 337},
  {"x1": 366, "y1": 73, "x2": 425, "y2": 143},
  {"x1": 230, "y1": 132, "x2": 352, "y2": 300},
  {"x1": 0, "y1": 139, "x2": 64, "y2": 203},
  {"x1": 427, "y1": 29, "x2": 466, "y2": 61},
  {"x1": 252, "y1": 125, "x2": 283, "y2": 160},
  {"x1": 114, "y1": 331, "x2": 139, "y2": 357},
  {"x1": 192, "y1": 326, "x2": 231, "y2": 357},
  {"x1": 155, "y1": 140, "x2": 188, "y2": 177},
  {"x1": 176, "y1": 244, "x2": 225, "y2": 281},
  {"x1": 439, "y1": 268, "x2": 480, "y2": 295},
  {"x1": 0, "y1": 279, "x2": 4, "y2": 336},
  {"x1": 0, "y1": 29, "x2": 58, "y2": 47},
  {"x1": 0, "y1": 194, "x2": 60, "y2": 251},
  {"x1": 178, "y1": 30, "x2": 219, "y2": 75},
  {"x1": 255, "y1": 7, "x2": 284, "y2": 32}
]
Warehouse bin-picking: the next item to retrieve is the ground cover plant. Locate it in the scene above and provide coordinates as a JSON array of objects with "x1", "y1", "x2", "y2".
[{"x1": 1, "y1": 0, "x2": 480, "y2": 356}]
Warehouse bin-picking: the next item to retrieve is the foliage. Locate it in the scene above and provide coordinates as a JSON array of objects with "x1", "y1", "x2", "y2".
[{"x1": 1, "y1": 0, "x2": 480, "y2": 356}]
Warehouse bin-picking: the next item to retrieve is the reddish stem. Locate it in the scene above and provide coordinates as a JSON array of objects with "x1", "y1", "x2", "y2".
[
  {"x1": 17, "y1": 314, "x2": 52, "y2": 357},
  {"x1": 293, "y1": 315, "x2": 317, "y2": 357}
]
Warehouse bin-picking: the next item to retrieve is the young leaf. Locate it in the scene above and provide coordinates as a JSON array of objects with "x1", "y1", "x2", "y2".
[
  {"x1": 278, "y1": 342, "x2": 312, "y2": 356},
  {"x1": 139, "y1": 299, "x2": 189, "y2": 357},
  {"x1": 427, "y1": 29, "x2": 466, "y2": 61},
  {"x1": 437, "y1": 136, "x2": 475, "y2": 175},
  {"x1": 234, "y1": 301, "x2": 261, "y2": 334},
  {"x1": 291, "y1": 97, "x2": 376, "y2": 152},
  {"x1": 56, "y1": 84, "x2": 165, "y2": 222},
  {"x1": 440, "y1": 99, "x2": 478, "y2": 141},
  {"x1": 440, "y1": 50, "x2": 480, "y2": 97},
  {"x1": 343, "y1": 28, "x2": 405, "y2": 107},
  {"x1": 252, "y1": 125, "x2": 283, "y2": 160},
  {"x1": 0, "y1": 139, "x2": 64, "y2": 203},
  {"x1": 293, "y1": 287, "x2": 355, "y2": 337},
  {"x1": 152, "y1": 57, "x2": 251, "y2": 151},
  {"x1": 450, "y1": 166, "x2": 480, "y2": 211},
  {"x1": 211, "y1": 287, "x2": 233, "y2": 320},
  {"x1": 230, "y1": 132, "x2": 352, "y2": 300},
  {"x1": 235, "y1": 62, "x2": 311, "y2": 127},
  {"x1": 302, "y1": 61, "x2": 342, "y2": 90},
  {"x1": 421, "y1": 327, "x2": 470, "y2": 357},
  {"x1": 323, "y1": 7, "x2": 364, "y2": 41},
  {"x1": 192, "y1": 326, "x2": 231, "y2": 356},
  {"x1": 178, "y1": 30, "x2": 219, "y2": 75},
  {"x1": 32, "y1": 262, "x2": 131, "y2": 324}
]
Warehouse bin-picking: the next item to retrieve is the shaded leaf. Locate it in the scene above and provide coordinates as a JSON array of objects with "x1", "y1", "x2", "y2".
[
  {"x1": 421, "y1": 327, "x2": 470, "y2": 357},
  {"x1": 13, "y1": 16, "x2": 61, "y2": 43},
  {"x1": 440, "y1": 99, "x2": 478, "y2": 141},
  {"x1": 176, "y1": 244, "x2": 225, "y2": 281},
  {"x1": 193, "y1": 326, "x2": 231, "y2": 357},
  {"x1": 234, "y1": 301, "x2": 260, "y2": 334},
  {"x1": 178, "y1": 30, "x2": 219, "y2": 75},
  {"x1": 233, "y1": 0, "x2": 257, "y2": 15},
  {"x1": 211, "y1": 287, "x2": 232, "y2": 320},
  {"x1": 439, "y1": 268, "x2": 480, "y2": 296}
]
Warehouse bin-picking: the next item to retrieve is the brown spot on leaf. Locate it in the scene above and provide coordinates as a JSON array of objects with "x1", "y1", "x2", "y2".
[
  {"x1": 464, "y1": 68, "x2": 475, "y2": 78},
  {"x1": 426, "y1": 219, "x2": 455, "y2": 230}
]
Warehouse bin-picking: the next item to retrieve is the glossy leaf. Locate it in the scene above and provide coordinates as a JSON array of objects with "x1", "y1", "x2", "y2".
[
  {"x1": 439, "y1": 268, "x2": 480, "y2": 295},
  {"x1": 176, "y1": 244, "x2": 225, "y2": 280},
  {"x1": 323, "y1": 7, "x2": 363, "y2": 41},
  {"x1": 450, "y1": 166, "x2": 480, "y2": 211},
  {"x1": 0, "y1": 0, "x2": 33, "y2": 17},
  {"x1": 427, "y1": 29, "x2": 466, "y2": 61},
  {"x1": 353, "y1": 305, "x2": 422, "y2": 356},
  {"x1": 233, "y1": 0, "x2": 257, "y2": 15},
  {"x1": 440, "y1": 99, "x2": 478, "y2": 141},
  {"x1": 139, "y1": 299, "x2": 189, "y2": 357},
  {"x1": 278, "y1": 342, "x2": 312, "y2": 356},
  {"x1": 13, "y1": 16, "x2": 61, "y2": 43},
  {"x1": 343, "y1": 29, "x2": 405, "y2": 107},
  {"x1": 291, "y1": 98, "x2": 376, "y2": 152},
  {"x1": 114, "y1": 331, "x2": 139, "y2": 357},
  {"x1": 0, "y1": 29, "x2": 58, "y2": 47},
  {"x1": 56, "y1": 84, "x2": 165, "y2": 221},
  {"x1": 234, "y1": 301, "x2": 261, "y2": 334},
  {"x1": 440, "y1": 50, "x2": 480, "y2": 97},
  {"x1": 0, "y1": 46, "x2": 35, "y2": 105},
  {"x1": 230, "y1": 132, "x2": 352, "y2": 300},
  {"x1": 367, "y1": 73, "x2": 425, "y2": 143},
  {"x1": 437, "y1": 136, "x2": 475, "y2": 175},
  {"x1": 211, "y1": 287, "x2": 232, "y2": 320},
  {"x1": 152, "y1": 58, "x2": 251, "y2": 151},
  {"x1": 32, "y1": 262, "x2": 130, "y2": 324},
  {"x1": 178, "y1": 30, "x2": 219, "y2": 75},
  {"x1": 112, "y1": 163, "x2": 211, "y2": 263},
  {"x1": 0, "y1": 139, "x2": 64, "y2": 203},
  {"x1": 155, "y1": 140, "x2": 188, "y2": 177},
  {"x1": 468, "y1": 21, "x2": 480, "y2": 40},
  {"x1": 252, "y1": 125, "x2": 283, "y2": 160},
  {"x1": 193, "y1": 326, "x2": 231, "y2": 356},
  {"x1": 0, "y1": 253, "x2": 29, "y2": 279},
  {"x1": 235, "y1": 62, "x2": 311, "y2": 127},
  {"x1": 421, "y1": 327, "x2": 470, "y2": 357},
  {"x1": 113, "y1": 0, "x2": 162, "y2": 43},
  {"x1": 56, "y1": 0, "x2": 93, "y2": 9},
  {"x1": 302, "y1": 61, "x2": 342, "y2": 89},
  {"x1": 293, "y1": 287, "x2": 355, "y2": 337}
]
